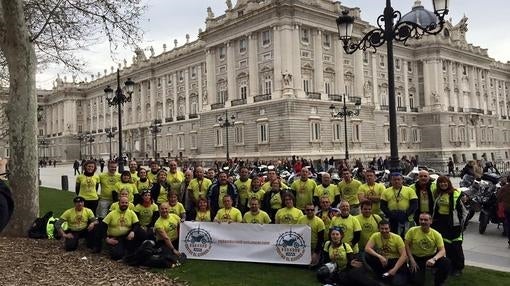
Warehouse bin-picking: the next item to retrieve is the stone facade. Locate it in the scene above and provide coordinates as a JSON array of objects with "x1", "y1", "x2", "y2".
[{"x1": 3, "y1": 0, "x2": 509, "y2": 164}]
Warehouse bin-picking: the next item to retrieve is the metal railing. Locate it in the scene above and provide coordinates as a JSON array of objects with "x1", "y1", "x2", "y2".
[{"x1": 254, "y1": 94, "x2": 271, "y2": 102}]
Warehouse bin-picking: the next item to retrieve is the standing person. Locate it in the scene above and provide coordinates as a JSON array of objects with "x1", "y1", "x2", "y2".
[
  {"x1": 364, "y1": 220, "x2": 409, "y2": 286},
  {"x1": 261, "y1": 169, "x2": 288, "y2": 191},
  {"x1": 447, "y1": 158, "x2": 455, "y2": 177},
  {"x1": 194, "y1": 198, "x2": 211, "y2": 222},
  {"x1": 133, "y1": 190, "x2": 159, "y2": 241},
  {"x1": 75, "y1": 160, "x2": 100, "y2": 215},
  {"x1": 242, "y1": 198, "x2": 271, "y2": 224},
  {"x1": 338, "y1": 169, "x2": 362, "y2": 215},
  {"x1": 316, "y1": 196, "x2": 335, "y2": 240},
  {"x1": 358, "y1": 169, "x2": 385, "y2": 215},
  {"x1": 381, "y1": 172, "x2": 418, "y2": 237},
  {"x1": 405, "y1": 213, "x2": 451, "y2": 286},
  {"x1": 234, "y1": 166, "x2": 252, "y2": 214},
  {"x1": 330, "y1": 201, "x2": 362, "y2": 253},
  {"x1": 154, "y1": 202, "x2": 182, "y2": 259},
  {"x1": 275, "y1": 192, "x2": 303, "y2": 224},
  {"x1": 114, "y1": 171, "x2": 138, "y2": 204},
  {"x1": 166, "y1": 160, "x2": 184, "y2": 198},
  {"x1": 73, "y1": 160, "x2": 81, "y2": 175},
  {"x1": 497, "y1": 174, "x2": 510, "y2": 248},
  {"x1": 355, "y1": 200, "x2": 382, "y2": 252},
  {"x1": 128, "y1": 160, "x2": 139, "y2": 183},
  {"x1": 246, "y1": 176, "x2": 265, "y2": 203},
  {"x1": 213, "y1": 195, "x2": 242, "y2": 223},
  {"x1": 262, "y1": 179, "x2": 287, "y2": 223},
  {"x1": 99, "y1": 158, "x2": 105, "y2": 173},
  {"x1": 56, "y1": 196, "x2": 98, "y2": 251},
  {"x1": 135, "y1": 168, "x2": 151, "y2": 193},
  {"x1": 97, "y1": 160, "x2": 120, "y2": 218},
  {"x1": 147, "y1": 160, "x2": 161, "y2": 184},
  {"x1": 291, "y1": 168, "x2": 317, "y2": 211},
  {"x1": 167, "y1": 191, "x2": 186, "y2": 220},
  {"x1": 410, "y1": 170, "x2": 436, "y2": 225},
  {"x1": 208, "y1": 171, "x2": 238, "y2": 219},
  {"x1": 314, "y1": 173, "x2": 340, "y2": 207},
  {"x1": 187, "y1": 167, "x2": 212, "y2": 211},
  {"x1": 180, "y1": 169, "x2": 194, "y2": 220},
  {"x1": 298, "y1": 203, "x2": 325, "y2": 266},
  {"x1": 432, "y1": 175, "x2": 466, "y2": 277}
]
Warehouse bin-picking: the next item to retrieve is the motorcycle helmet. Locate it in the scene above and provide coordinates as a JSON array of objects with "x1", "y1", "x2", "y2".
[{"x1": 316, "y1": 262, "x2": 336, "y2": 283}]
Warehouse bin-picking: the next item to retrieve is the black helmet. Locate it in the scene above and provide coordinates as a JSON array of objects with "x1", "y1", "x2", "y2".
[{"x1": 316, "y1": 262, "x2": 336, "y2": 283}]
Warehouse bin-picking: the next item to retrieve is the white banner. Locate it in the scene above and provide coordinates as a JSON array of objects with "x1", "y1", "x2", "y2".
[{"x1": 178, "y1": 221, "x2": 311, "y2": 265}]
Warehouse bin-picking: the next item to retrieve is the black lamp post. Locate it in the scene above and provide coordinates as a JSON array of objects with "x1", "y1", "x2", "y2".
[
  {"x1": 150, "y1": 119, "x2": 162, "y2": 160},
  {"x1": 104, "y1": 69, "x2": 135, "y2": 172},
  {"x1": 105, "y1": 127, "x2": 117, "y2": 160},
  {"x1": 87, "y1": 134, "x2": 95, "y2": 159},
  {"x1": 336, "y1": 0, "x2": 449, "y2": 171},
  {"x1": 217, "y1": 111, "x2": 236, "y2": 162},
  {"x1": 75, "y1": 133, "x2": 85, "y2": 159},
  {"x1": 39, "y1": 137, "x2": 49, "y2": 160},
  {"x1": 329, "y1": 95, "x2": 361, "y2": 160}
]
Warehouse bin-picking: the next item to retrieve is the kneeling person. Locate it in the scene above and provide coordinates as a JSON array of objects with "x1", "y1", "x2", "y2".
[
  {"x1": 154, "y1": 202, "x2": 182, "y2": 258},
  {"x1": 57, "y1": 196, "x2": 98, "y2": 251}
]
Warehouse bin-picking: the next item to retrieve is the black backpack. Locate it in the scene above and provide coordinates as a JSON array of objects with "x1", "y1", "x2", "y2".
[
  {"x1": 124, "y1": 240, "x2": 185, "y2": 268},
  {"x1": 28, "y1": 211, "x2": 60, "y2": 239}
]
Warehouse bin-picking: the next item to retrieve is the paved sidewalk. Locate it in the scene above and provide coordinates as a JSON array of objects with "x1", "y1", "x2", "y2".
[{"x1": 39, "y1": 165, "x2": 510, "y2": 272}]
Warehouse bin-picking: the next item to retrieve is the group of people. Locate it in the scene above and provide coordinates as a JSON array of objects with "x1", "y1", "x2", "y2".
[{"x1": 58, "y1": 159, "x2": 467, "y2": 285}]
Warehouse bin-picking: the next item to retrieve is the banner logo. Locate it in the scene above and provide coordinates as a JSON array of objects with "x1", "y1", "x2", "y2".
[
  {"x1": 184, "y1": 226, "x2": 213, "y2": 257},
  {"x1": 275, "y1": 230, "x2": 306, "y2": 262}
]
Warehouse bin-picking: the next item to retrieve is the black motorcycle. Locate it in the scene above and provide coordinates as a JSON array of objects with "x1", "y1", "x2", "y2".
[{"x1": 471, "y1": 173, "x2": 503, "y2": 234}]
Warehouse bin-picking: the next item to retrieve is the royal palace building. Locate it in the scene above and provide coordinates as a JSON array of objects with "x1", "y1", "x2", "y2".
[{"x1": 2, "y1": 0, "x2": 509, "y2": 165}]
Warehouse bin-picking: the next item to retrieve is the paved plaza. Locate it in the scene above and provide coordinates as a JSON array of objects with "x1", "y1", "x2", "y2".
[{"x1": 39, "y1": 164, "x2": 510, "y2": 272}]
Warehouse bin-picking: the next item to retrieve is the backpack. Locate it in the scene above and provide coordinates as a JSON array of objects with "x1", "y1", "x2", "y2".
[
  {"x1": 28, "y1": 211, "x2": 61, "y2": 239},
  {"x1": 124, "y1": 240, "x2": 186, "y2": 268}
]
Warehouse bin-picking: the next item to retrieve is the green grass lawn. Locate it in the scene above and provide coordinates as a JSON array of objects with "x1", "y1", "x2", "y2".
[{"x1": 39, "y1": 187, "x2": 510, "y2": 285}]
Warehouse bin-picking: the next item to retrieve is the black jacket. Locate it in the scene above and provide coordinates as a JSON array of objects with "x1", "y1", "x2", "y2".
[{"x1": 0, "y1": 181, "x2": 14, "y2": 233}]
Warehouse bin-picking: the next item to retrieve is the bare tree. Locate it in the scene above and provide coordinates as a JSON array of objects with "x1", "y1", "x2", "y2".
[{"x1": 0, "y1": 0, "x2": 144, "y2": 236}]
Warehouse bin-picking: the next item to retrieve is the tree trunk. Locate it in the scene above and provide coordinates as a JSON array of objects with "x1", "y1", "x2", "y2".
[{"x1": 0, "y1": 0, "x2": 39, "y2": 237}]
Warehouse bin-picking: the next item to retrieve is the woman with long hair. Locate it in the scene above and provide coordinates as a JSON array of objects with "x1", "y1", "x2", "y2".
[{"x1": 432, "y1": 175, "x2": 465, "y2": 277}]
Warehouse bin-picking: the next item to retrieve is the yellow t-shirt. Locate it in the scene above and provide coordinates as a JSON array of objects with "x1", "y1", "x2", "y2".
[
  {"x1": 166, "y1": 171, "x2": 185, "y2": 195},
  {"x1": 246, "y1": 189, "x2": 265, "y2": 202},
  {"x1": 324, "y1": 241, "x2": 353, "y2": 271},
  {"x1": 330, "y1": 215, "x2": 362, "y2": 253},
  {"x1": 99, "y1": 172, "x2": 121, "y2": 200},
  {"x1": 76, "y1": 174, "x2": 100, "y2": 201},
  {"x1": 169, "y1": 202, "x2": 186, "y2": 218},
  {"x1": 381, "y1": 186, "x2": 418, "y2": 211},
  {"x1": 147, "y1": 171, "x2": 159, "y2": 185},
  {"x1": 103, "y1": 209, "x2": 139, "y2": 237},
  {"x1": 261, "y1": 181, "x2": 288, "y2": 192},
  {"x1": 405, "y1": 226, "x2": 444, "y2": 258},
  {"x1": 195, "y1": 210, "x2": 211, "y2": 222},
  {"x1": 355, "y1": 214, "x2": 382, "y2": 250},
  {"x1": 136, "y1": 179, "x2": 151, "y2": 192},
  {"x1": 188, "y1": 178, "x2": 213, "y2": 202},
  {"x1": 156, "y1": 185, "x2": 169, "y2": 205},
  {"x1": 318, "y1": 210, "x2": 333, "y2": 240},
  {"x1": 133, "y1": 203, "x2": 159, "y2": 227},
  {"x1": 268, "y1": 191, "x2": 283, "y2": 210},
  {"x1": 60, "y1": 207, "x2": 95, "y2": 231},
  {"x1": 314, "y1": 184, "x2": 339, "y2": 204},
  {"x1": 155, "y1": 213, "x2": 181, "y2": 241},
  {"x1": 214, "y1": 207, "x2": 243, "y2": 223},
  {"x1": 114, "y1": 182, "x2": 138, "y2": 203},
  {"x1": 358, "y1": 183, "x2": 385, "y2": 215},
  {"x1": 297, "y1": 215, "x2": 325, "y2": 250},
  {"x1": 367, "y1": 232, "x2": 405, "y2": 259},
  {"x1": 275, "y1": 207, "x2": 303, "y2": 224},
  {"x1": 218, "y1": 185, "x2": 229, "y2": 208},
  {"x1": 235, "y1": 178, "x2": 252, "y2": 207},
  {"x1": 129, "y1": 171, "x2": 139, "y2": 184},
  {"x1": 436, "y1": 193, "x2": 450, "y2": 215},
  {"x1": 291, "y1": 179, "x2": 317, "y2": 210},
  {"x1": 338, "y1": 179, "x2": 363, "y2": 206},
  {"x1": 109, "y1": 202, "x2": 135, "y2": 212},
  {"x1": 243, "y1": 210, "x2": 272, "y2": 224}
]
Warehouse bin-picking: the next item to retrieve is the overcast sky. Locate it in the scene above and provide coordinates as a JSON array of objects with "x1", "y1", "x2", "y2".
[{"x1": 36, "y1": 0, "x2": 509, "y2": 89}]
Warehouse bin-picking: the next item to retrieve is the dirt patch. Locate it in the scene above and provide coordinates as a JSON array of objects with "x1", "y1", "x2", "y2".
[{"x1": 0, "y1": 237, "x2": 182, "y2": 286}]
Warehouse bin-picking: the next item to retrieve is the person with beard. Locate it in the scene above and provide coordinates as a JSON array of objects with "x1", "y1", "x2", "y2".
[
  {"x1": 298, "y1": 203, "x2": 325, "y2": 266},
  {"x1": 405, "y1": 213, "x2": 450, "y2": 286},
  {"x1": 75, "y1": 160, "x2": 100, "y2": 215},
  {"x1": 134, "y1": 190, "x2": 159, "y2": 241},
  {"x1": 234, "y1": 166, "x2": 252, "y2": 214},
  {"x1": 242, "y1": 198, "x2": 271, "y2": 224},
  {"x1": 166, "y1": 160, "x2": 184, "y2": 198},
  {"x1": 275, "y1": 192, "x2": 303, "y2": 224},
  {"x1": 291, "y1": 168, "x2": 317, "y2": 211},
  {"x1": 355, "y1": 200, "x2": 382, "y2": 252},
  {"x1": 410, "y1": 170, "x2": 436, "y2": 224},
  {"x1": 313, "y1": 173, "x2": 340, "y2": 207},
  {"x1": 208, "y1": 171, "x2": 238, "y2": 219},
  {"x1": 135, "y1": 168, "x2": 151, "y2": 193},
  {"x1": 316, "y1": 196, "x2": 336, "y2": 240},
  {"x1": 57, "y1": 196, "x2": 98, "y2": 251},
  {"x1": 180, "y1": 169, "x2": 194, "y2": 220},
  {"x1": 97, "y1": 160, "x2": 121, "y2": 218},
  {"x1": 261, "y1": 169, "x2": 288, "y2": 192},
  {"x1": 128, "y1": 160, "x2": 139, "y2": 183},
  {"x1": 330, "y1": 200, "x2": 362, "y2": 253},
  {"x1": 246, "y1": 176, "x2": 265, "y2": 202},
  {"x1": 358, "y1": 169, "x2": 386, "y2": 216},
  {"x1": 154, "y1": 202, "x2": 182, "y2": 258},
  {"x1": 338, "y1": 169, "x2": 363, "y2": 215},
  {"x1": 114, "y1": 171, "x2": 138, "y2": 204},
  {"x1": 187, "y1": 167, "x2": 212, "y2": 211},
  {"x1": 101, "y1": 196, "x2": 141, "y2": 260},
  {"x1": 147, "y1": 160, "x2": 161, "y2": 184},
  {"x1": 151, "y1": 169, "x2": 170, "y2": 205},
  {"x1": 213, "y1": 195, "x2": 242, "y2": 223}
]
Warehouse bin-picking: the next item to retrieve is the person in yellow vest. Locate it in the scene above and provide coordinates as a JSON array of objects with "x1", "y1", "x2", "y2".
[
  {"x1": 243, "y1": 197, "x2": 271, "y2": 224},
  {"x1": 405, "y1": 213, "x2": 451, "y2": 286},
  {"x1": 358, "y1": 169, "x2": 385, "y2": 216},
  {"x1": 214, "y1": 195, "x2": 242, "y2": 223},
  {"x1": 355, "y1": 200, "x2": 382, "y2": 252},
  {"x1": 135, "y1": 168, "x2": 151, "y2": 193},
  {"x1": 330, "y1": 200, "x2": 362, "y2": 253},
  {"x1": 114, "y1": 170, "x2": 138, "y2": 204},
  {"x1": 410, "y1": 170, "x2": 436, "y2": 224},
  {"x1": 134, "y1": 190, "x2": 159, "y2": 241},
  {"x1": 166, "y1": 160, "x2": 184, "y2": 198},
  {"x1": 147, "y1": 160, "x2": 161, "y2": 184},
  {"x1": 154, "y1": 202, "x2": 182, "y2": 258},
  {"x1": 167, "y1": 191, "x2": 185, "y2": 221},
  {"x1": 187, "y1": 166, "x2": 212, "y2": 211},
  {"x1": 246, "y1": 176, "x2": 265, "y2": 203},
  {"x1": 195, "y1": 198, "x2": 211, "y2": 222},
  {"x1": 337, "y1": 169, "x2": 363, "y2": 215},
  {"x1": 298, "y1": 203, "x2": 325, "y2": 266},
  {"x1": 431, "y1": 175, "x2": 465, "y2": 277},
  {"x1": 261, "y1": 168, "x2": 288, "y2": 192},
  {"x1": 381, "y1": 172, "x2": 418, "y2": 237},
  {"x1": 314, "y1": 173, "x2": 340, "y2": 207},
  {"x1": 316, "y1": 195, "x2": 336, "y2": 240},
  {"x1": 109, "y1": 189, "x2": 135, "y2": 212},
  {"x1": 208, "y1": 171, "x2": 238, "y2": 219},
  {"x1": 75, "y1": 160, "x2": 100, "y2": 215},
  {"x1": 56, "y1": 196, "x2": 98, "y2": 251},
  {"x1": 291, "y1": 168, "x2": 317, "y2": 211},
  {"x1": 128, "y1": 160, "x2": 139, "y2": 183},
  {"x1": 275, "y1": 192, "x2": 303, "y2": 224},
  {"x1": 234, "y1": 166, "x2": 252, "y2": 214},
  {"x1": 151, "y1": 169, "x2": 170, "y2": 205},
  {"x1": 364, "y1": 220, "x2": 409, "y2": 285},
  {"x1": 97, "y1": 160, "x2": 120, "y2": 218},
  {"x1": 102, "y1": 196, "x2": 141, "y2": 260}
]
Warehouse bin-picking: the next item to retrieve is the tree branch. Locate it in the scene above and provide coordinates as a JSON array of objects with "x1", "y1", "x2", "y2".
[{"x1": 29, "y1": 0, "x2": 64, "y2": 42}]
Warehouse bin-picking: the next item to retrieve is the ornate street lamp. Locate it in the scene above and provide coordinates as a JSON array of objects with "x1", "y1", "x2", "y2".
[
  {"x1": 217, "y1": 111, "x2": 236, "y2": 162},
  {"x1": 329, "y1": 95, "x2": 361, "y2": 160},
  {"x1": 150, "y1": 119, "x2": 162, "y2": 160},
  {"x1": 336, "y1": 0, "x2": 449, "y2": 171},
  {"x1": 104, "y1": 69, "x2": 135, "y2": 171},
  {"x1": 87, "y1": 134, "x2": 95, "y2": 159},
  {"x1": 105, "y1": 127, "x2": 117, "y2": 160},
  {"x1": 75, "y1": 133, "x2": 86, "y2": 159}
]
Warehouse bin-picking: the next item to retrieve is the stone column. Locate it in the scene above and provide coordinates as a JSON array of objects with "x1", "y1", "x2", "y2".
[
  {"x1": 161, "y1": 75, "x2": 167, "y2": 119},
  {"x1": 140, "y1": 81, "x2": 146, "y2": 122},
  {"x1": 456, "y1": 64, "x2": 464, "y2": 108},
  {"x1": 150, "y1": 78, "x2": 157, "y2": 120},
  {"x1": 173, "y1": 73, "x2": 178, "y2": 120},
  {"x1": 422, "y1": 60, "x2": 431, "y2": 108},
  {"x1": 448, "y1": 60, "x2": 456, "y2": 109},
  {"x1": 371, "y1": 54, "x2": 379, "y2": 108},
  {"x1": 468, "y1": 66, "x2": 477, "y2": 109},
  {"x1": 248, "y1": 33, "x2": 258, "y2": 102},
  {"x1": 184, "y1": 70, "x2": 190, "y2": 116},
  {"x1": 272, "y1": 26, "x2": 282, "y2": 98},
  {"x1": 437, "y1": 60, "x2": 446, "y2": 110},
  {"x1": 353, "y1": 47, "x2": 364, "y2": 98},
  {"x1": 226, "y1": 41, "x2": 235, "y2": 106},
  {"x1": 292, "y1": 25, "x2": 304, "y2": 97},
  {"x1": 206, "y1": 48, "x2": 216, "y2": 107},
  {"x1": 403, "y1": 60, "x2": 410, "y2": 110},
  {"x1": 313, "y1": 29, "x2": 324, "y2": 95},
  {"x1": 197, "y1": 65, "x2": 203, "y2": 112}
]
